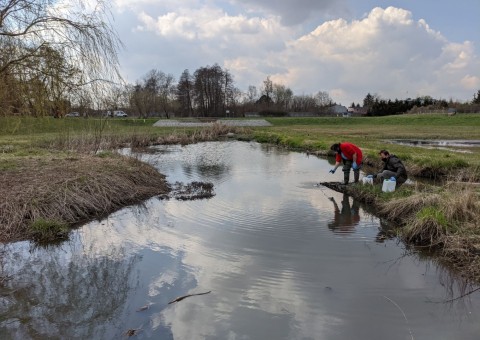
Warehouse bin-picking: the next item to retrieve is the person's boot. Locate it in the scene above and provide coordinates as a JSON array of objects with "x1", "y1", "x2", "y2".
[
  {"x1": 343, "y1": 170, "x2": 350, "y2": 185},
  {"x1": 354, "y1": 170, "x2": 359, "y2": 183}
]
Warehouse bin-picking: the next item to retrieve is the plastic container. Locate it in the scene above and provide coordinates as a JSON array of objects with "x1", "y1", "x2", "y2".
[
  {"x1": 382, "y1": 179, "x2": 396, "y2": 192},
  {"x1": 362, "y1": 177, "x2": 373, "y2": 185}
]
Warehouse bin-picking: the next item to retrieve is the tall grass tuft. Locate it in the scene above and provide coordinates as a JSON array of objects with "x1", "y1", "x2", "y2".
[
  {"x1": 29, "y1": 218, "x2": 69, "y2": 243},
  {"x1": 403, "y1": 206, "x2": 449, "y2": 246}
]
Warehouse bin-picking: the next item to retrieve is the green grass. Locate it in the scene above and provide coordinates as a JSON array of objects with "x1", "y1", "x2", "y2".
[
  {"x1": 29, "y1": 218, "x2": 69, "y2": 242},
  {"x1": 253, "y1": 114, "x2": 480, "y2": 173},
  {"x1": 265, "y1": 113, "x2": 480, "y2": 127},
  {"x1": 0, "y1": 116, "x2": 166, "y2": 136},
  {"x1": 1, "y1": 114, "x2": 479, "y2": 175}
]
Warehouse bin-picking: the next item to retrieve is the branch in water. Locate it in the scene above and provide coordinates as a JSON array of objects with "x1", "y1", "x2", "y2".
[{"x1": 168, "y1": 291, "x2": 212, "y2": 304}]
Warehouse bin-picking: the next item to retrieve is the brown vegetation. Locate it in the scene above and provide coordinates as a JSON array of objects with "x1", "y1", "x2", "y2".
[
  {"x1": 0, "y1": 155, "x2": 169, "y2": 243},
  {"x1": 336, "y1": 179, "x2": 480, "y2": 282}
]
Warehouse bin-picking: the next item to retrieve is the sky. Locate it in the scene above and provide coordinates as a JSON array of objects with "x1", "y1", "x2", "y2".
[{"x1": 109, "y1": 0, "x2": 480, "y2": 106}]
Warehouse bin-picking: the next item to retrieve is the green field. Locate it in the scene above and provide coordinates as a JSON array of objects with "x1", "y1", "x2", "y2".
[
  {"x1": 1, "y1": 114, "x2": 479, "y2": 175},
  {"x1": 257, "y1": 114, "x2": 480, "y2": 174}
]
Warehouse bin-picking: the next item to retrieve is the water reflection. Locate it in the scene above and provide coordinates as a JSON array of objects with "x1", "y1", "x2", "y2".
[
  {"x1": 328, "y1": 193, "x2": 360, "y2": 234},
  {"x1": 388, "y1": 139, "x2": 480, "y2": 154},
  {"x1": 0, "y1": 243, "x2": 139, "y2": 339},
  {"x1": 1, "y1": 141, "x2": 480, "y2": 339}
]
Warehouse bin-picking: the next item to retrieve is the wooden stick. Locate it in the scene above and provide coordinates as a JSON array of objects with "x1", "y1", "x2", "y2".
[
  {"x1": 383, "y1": 295, "x2": 414, "y2": 340},
  {"x1": 168, "y1": 291, "x2": 212, "y2": 305}
]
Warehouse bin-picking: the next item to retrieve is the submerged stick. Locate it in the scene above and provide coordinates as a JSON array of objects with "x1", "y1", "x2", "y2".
[
  {"x1": 383, "y1": 295, "x2": 414, "y2": 340},
  {"x1": 428, "y1": 286, "x2": 480, "y2": 304},
  {"x1": 168, "y1": 291, "x2": 211, "y2": 305}
]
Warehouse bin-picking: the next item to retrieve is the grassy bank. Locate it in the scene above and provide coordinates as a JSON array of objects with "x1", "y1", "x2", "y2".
[
  {"x1": 0, "y1": 154, "x2": 170, "y2": 243},
  {"x1": 256, "y1": 114, "x2": 480, "y2": 179}
]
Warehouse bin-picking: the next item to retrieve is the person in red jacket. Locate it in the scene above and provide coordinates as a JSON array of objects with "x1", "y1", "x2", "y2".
[{"x1": 329, "y1": 142, "x2": 363, "y2": 184}]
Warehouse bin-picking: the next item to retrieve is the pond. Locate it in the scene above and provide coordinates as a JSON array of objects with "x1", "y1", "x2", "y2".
[
  {"x1": 389, "y1": 139, "x2": 480, "y2": 153},
  {"x1": 1, "y1": 141, "x2": 479, "y2": 339}
]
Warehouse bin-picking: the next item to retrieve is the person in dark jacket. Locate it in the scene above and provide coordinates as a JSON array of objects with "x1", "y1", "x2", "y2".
[
  {"x1": 329, "y1": 142, "x2": 363, "y2": 184},
  {"x1": 375, "y1": 150, "x2": 408, "y2": 185}
]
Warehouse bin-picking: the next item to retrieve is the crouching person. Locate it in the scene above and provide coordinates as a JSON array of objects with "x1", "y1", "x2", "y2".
[{"x1": 376, "y1": 150, "x2": 408, "y2": 186}]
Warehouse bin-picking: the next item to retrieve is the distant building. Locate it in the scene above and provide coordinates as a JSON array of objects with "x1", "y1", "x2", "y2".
[
  {"x1": 329, "y1": 105, "x2": 348, "y2": 116},
  {"x1": 347, "y1": 106, "x2": 368, "y2": 116}
]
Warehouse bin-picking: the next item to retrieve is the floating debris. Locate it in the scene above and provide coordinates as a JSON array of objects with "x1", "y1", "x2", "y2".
[
  {"x1": 136, "y1": 303, "x2": 151, "y2": 312},
  {"x1": 124, "y1": 328, "x2": 141, "y2": 337},
  {"x1": 161, "y1": 181, "x2": 215, "y2": 200},
  {"x1": 168, "y1": 291, "x2": 212, "y2": 305}
]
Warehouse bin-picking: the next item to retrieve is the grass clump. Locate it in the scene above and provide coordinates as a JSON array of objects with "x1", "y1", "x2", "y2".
[
  {"x1": 404, "y1": 206, "x2": 449, "y2": 245},
  {"x1": 29, "y1": 219, "x2": 69, "y2": 243}
]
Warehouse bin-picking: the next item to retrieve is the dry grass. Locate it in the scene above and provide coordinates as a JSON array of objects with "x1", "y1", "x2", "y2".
[
  {"x1": 45, "y1": 122, "x2": 241, "y2": 152},
  {"x1": 0, "y1": 154, "x2": 169, "y2": 242},
  {"x1": 379, "y1": 192, "x2": 442, "y2": 223},
  {"x1": 381, "y1": 186, "x2": 479, "y2": 242},
  {"x1": 376, "y1": 182, "x2": 480, "y2": 281}
]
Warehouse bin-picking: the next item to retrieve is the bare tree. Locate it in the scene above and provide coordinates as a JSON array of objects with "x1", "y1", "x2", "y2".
[
  {"x1": 0, "y1": 0, "x2": 122, "y2": 115},
  {"x1": 291, "y1": 94, "x2": 317, "y2": 112},
  {"x1": 315, "y1": 91, "x2": 333, "y2": 108},
  {"x1": 129, "y1": 83, "x2": 148, "y2": 118},
  {"x1": 273, "y1": 84, "x2": 293, "y2": 111},
  {"x1": 261, "y1": 76, "x2": 273, "y2": 106},
  {"x1": 176, "y1": 69, "x2": 194, "y2": 117},
  {"x1": 246, "y1": 85, "x2": 258, "y2": 103},
  {"x1": 128, "y1": 69, "x2": 176, "y2": 118},
  {"x1": 158, "y1": 73, "x2": 175, "y2": 118}
]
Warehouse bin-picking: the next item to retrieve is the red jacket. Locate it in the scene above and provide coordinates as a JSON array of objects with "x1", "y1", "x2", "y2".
[{"x1": 335, "y1": 142, "x2": 363, "y2": 164}]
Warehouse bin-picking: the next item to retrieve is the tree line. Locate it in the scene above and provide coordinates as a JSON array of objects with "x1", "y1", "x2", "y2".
[
  {"x1": 123, "y1": 69, "x2": 336, "y2": 118},
  {"x1": 1, "y1": 1, "x2": 479, "y2": 118}
]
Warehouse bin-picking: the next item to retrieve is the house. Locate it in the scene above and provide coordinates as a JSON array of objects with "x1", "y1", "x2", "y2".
[{"x1": 347, "y1": 106, "x2": 368, "y2": 116}]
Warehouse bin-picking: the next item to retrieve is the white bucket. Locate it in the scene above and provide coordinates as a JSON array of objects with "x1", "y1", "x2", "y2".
[
  {"x1": 362, "y1": 177, "x2": 373, "y2": 185},
  {"x1": 382, "y1": 179, "x2": 396, "y2": 192}
]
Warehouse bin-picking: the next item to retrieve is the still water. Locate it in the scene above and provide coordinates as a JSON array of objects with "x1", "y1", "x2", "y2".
[{"x1": 1, "y1": 141, "x2": 479, "y2": 339}]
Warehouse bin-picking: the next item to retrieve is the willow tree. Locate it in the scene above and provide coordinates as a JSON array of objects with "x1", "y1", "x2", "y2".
[{"x1": 0, "y1": 0, "x2": 122, "y2": 116}]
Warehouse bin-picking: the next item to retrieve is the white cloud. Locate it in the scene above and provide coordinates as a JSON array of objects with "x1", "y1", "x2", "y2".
[
  {"x1": 111, "y1": 2, "x2": 480, "y2": 104},
  {"x1": 229, "y1": 6, "x2": 479, "y2": 104},
  {"x1": 135, "y1": 7, "x2": 286, "y2": 41},
  {"x1": 232, "y1": 0, "x2": 349, "y2": 25}
]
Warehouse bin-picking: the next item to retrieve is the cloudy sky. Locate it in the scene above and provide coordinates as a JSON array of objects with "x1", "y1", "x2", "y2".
[{"x1": 110, "y1": 0, "x2": 480, "y2": 106}]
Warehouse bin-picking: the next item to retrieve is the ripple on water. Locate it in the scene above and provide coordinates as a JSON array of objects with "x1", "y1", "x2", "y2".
[{"x1": 3, "y1": 141, "x2": 479, "y2": 340}]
